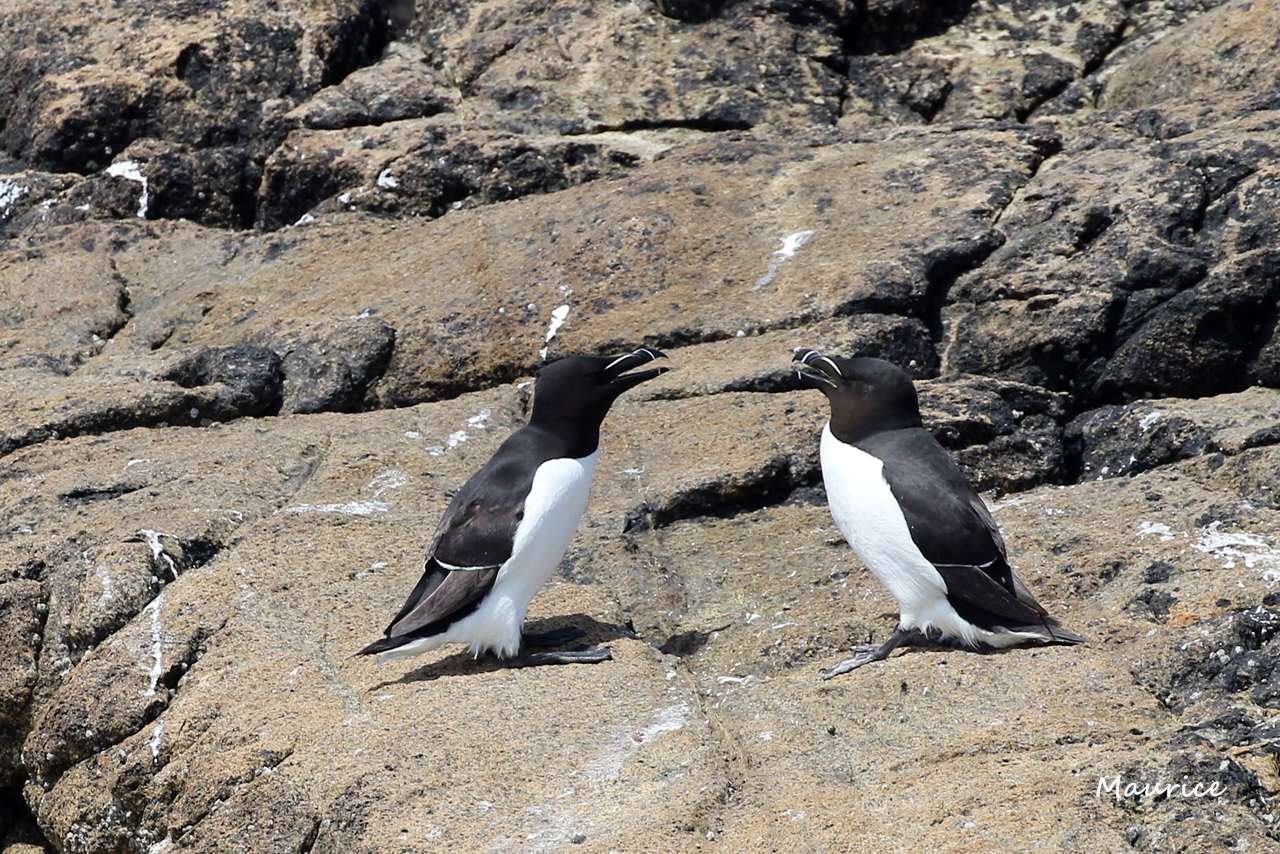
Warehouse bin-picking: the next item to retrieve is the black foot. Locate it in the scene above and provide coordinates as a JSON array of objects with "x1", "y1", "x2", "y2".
[
  {"x1": 821, "y1": 627, "x2": 923, "y2": 680},
  {"x1": 521, "y1": 626, "x2": 586, "y2": 648},
  {"x1": 505, "y1": 645, "x2": 613, "y2": 668}
]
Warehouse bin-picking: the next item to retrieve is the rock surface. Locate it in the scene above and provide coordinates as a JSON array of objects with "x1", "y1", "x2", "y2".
[{"x1": 3, "y1": 0, "x2": 1280, "y2": 851}]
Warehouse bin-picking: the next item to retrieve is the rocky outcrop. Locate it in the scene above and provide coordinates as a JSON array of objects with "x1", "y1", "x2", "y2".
[
  {"x1": 3, "y1": 0, "x2": 1280, "y2": 851},
  {"x1": 1102, "y1": 0, "x2": 1280, "y2": 111},
  {"x1": 1067, "y1": 387, "x2": 1280, "y2": 480}
]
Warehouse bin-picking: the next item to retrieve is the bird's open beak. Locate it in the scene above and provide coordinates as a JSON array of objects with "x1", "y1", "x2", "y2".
[
  {"x1": 791, "y1": 347, "x2": 840, "y2": 389},
  {"x1": 604, "y1": 347, "x2": 669, "y2": 393}
]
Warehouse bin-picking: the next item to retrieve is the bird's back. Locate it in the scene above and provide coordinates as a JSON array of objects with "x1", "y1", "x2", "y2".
[{"x1": 853, "y1": 426, "x2": 1007, "y2": 571}]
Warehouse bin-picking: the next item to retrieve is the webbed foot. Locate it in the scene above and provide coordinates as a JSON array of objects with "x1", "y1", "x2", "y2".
[
  {"x1": 505, "y1": 645, "x2": 613, "y2": 668},
  {"x1": 820, "y1": 627, "x2": 923, "y2": 680},
  {"x1": 521, "y1": 626, "x2": 587, "y2": 648}
]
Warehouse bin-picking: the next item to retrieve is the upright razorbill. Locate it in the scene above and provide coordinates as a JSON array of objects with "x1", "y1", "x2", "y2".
[
  {"x1": 791, "y1": 348, "x2": 1083, "y2": 679},
  {"x1": 358, "y1": 348, "x2": 667, "y2": 666}
]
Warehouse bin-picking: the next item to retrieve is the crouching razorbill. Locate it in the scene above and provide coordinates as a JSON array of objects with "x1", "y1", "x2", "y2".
[
  {"x1": 791, "y1": 348, "x2": 1083, "y2": 679},
  {"x1": 358, "y1": 348, "x2": 668, "y2": 667}
]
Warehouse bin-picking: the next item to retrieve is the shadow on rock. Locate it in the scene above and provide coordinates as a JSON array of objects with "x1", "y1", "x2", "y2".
[{"x1": 370, "y1": 615, "x2": 635, "y2": 688}]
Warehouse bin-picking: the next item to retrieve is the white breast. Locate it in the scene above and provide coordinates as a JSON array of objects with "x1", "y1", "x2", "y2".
[
  {"x1": 819, "y1": 423, "x2": 948, "y2": 627},
  {"x1": 443, "y1": 450, "x2": 599, "y2": 658},
  {"x1": 505, "y1": 450, "x2": 600, "y2": 586}
]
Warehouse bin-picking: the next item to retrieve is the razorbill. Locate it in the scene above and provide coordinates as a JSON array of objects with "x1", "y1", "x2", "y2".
[
  {"x1": 791, "y1": 348, "x2": 1083, "y2": 679},
  {"x1": 358, "y1": 348, "x2": 668, "y2": 666}
]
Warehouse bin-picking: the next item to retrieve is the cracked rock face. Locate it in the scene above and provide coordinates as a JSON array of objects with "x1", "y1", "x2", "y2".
[{"x1": 3, "y1": 0, "x2": 1280, "y2": 851}]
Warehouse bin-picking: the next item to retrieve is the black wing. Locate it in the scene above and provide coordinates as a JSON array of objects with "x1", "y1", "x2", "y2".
[
  {"x1": 370, "y1": 430, "x2": 550, "y2": 647},
  {"x1": 859, "y1": 428, "x2": 1050, "y2": 627}
]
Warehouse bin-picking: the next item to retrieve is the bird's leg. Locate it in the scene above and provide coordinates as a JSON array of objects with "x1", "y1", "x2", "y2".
[
  {"x1": 503, "y1": 645, "x2": 613, "y2": 668},
  {"x1": 520, "y1": 626, "x2": 586, "y2": 648},
  {"x1": 821, "y1": 627, "x2": 924, "y2": 680}
]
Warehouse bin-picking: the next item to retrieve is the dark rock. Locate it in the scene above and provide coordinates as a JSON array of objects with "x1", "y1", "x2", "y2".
[
  {"x1": 1017, "y1": 53, "x2": 1078, "y2": 119},
  {"x1": 1069, "y1": 408, "x2": 1214, "y2": 481},
  {"x1": 123, "y1": 142, "x2": 254, "y2": 228},
  {"x1": 1126, "y1": 587, "x2": 1177, "y2": 622},
  {"x1": 1095, "y1": 252, "x2": 1280, "y2": 402},
  {"x1": 2, "y1": 3, "x2": 392, "y2": 173},
  {"x1": 0, "y1": 580, "x2": 42, "y2": 787},
  {"x1": 255, "y1": 140, "x2": 369, "y2": 231},
  {"x1": 274, "y1": 318, "x2": 396, "y2": 414},
  {"x1": 944, "y1": 114, "x2": 1280, "y2": 407},
  {"x1": 0, "y1": 787, "x2": 50, "y2": 851},
  {"x1": 256, "y1": 119, "x2": 644, "y2": 230},
  {"x1": 1066, "y1": 387, "x2": 1280, "y2": 482},
  {"x1": 0, "y1": 171, "x2": 81, "y2": 235},
  {"x1": 842, "y1": 0, "x2": 1126, "y2": 126},
  {"x1": 52, "y1": 142, "x2": 259, "y2": 229},
  {"x1": 844, "y1": 0, "x2": 974, "y2": 55},
  {"x1": 286, "y1": 43, "x2": 458, "y2": 132},
  {"x1": 0, "y1": 0, "x2": 394, "y2": 243},
  {"x1": 326, "y1": 136, "x2": 641, "y2": 223},
  {"x1": 164, "y1": 345, "x2": 284, "y2": 418},
  {"x1": 1110, "y1": 745, "x2": 1275, "y2": 848},
  {"x1": 1137, "y1": 606, "x2": 1280, "y2": 711},
  {"x1": 1251, "y1": 319, "x2": 1280, "y2": 387},
  {"x1": 282, "y1": 348, "x2": 363, "y2": 415},
  {"x1": 920, "y1": 375, "x2": 1070, "y2": 493},
  {"x1": 653, "y1": 0, "x2": 728, "y2": 23}
]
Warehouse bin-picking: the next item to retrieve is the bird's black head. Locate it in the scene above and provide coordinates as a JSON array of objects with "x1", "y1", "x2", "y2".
[
  {"x1": 791, "y1": 348, "x2": 922, "y2": 443},
  {"x1": 530, "y1": 348, "x2": 668, "y2": 451}
]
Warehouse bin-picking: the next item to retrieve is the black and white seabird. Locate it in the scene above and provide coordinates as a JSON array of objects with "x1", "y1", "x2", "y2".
[
  {"x1": 358, "y1": 348, "x2": 668, "y2": 666},
  {"x1": 791, "y1": 348, "x2": 1083, "y2": 679}
]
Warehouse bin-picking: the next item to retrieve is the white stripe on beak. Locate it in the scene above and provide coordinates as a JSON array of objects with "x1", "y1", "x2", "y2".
[
  {"x1": 606, "y1": 348, "x2": 659, "y2": 372},
  {"x1": 604, "y1": 353, "x2": 633, "y2": 372}
]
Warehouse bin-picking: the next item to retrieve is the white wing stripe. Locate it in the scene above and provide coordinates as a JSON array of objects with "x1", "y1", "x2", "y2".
[{"x1": 435, "y1": 557, "x2": 502, "y2": 572}]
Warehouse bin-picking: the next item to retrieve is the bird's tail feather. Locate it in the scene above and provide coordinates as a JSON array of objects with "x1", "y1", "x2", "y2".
[
  {"x1": 355, "y1": 635, "x2": 412, "y2": 656},
  {"x1": 1043, "y1": 620, "x2": 1085, "y2": 645},
  {"x1": 1010, "y1": 618, "x2": 1084, "y2": 646}
]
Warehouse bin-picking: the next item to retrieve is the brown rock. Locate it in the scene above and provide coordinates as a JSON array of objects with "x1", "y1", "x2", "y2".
[
  {"x1": 0, "y1": 0, "x2": 394, "y2": 174},
  {"x1": 407, "y1": 0, "x2": 845, "y2": 135},
  {"x1": 256, "y1": 117, "x2": 645, "y2": 230},
  {"x1": 596, "y1": 443, "x2": 1280, "y2": 850},
  {"x1": 4, "y1": 0, "x2": 1280, "y2": 850},
  {"x1": 77, "y1": 125, "x2": 1041, "y2": 408},
  {"x1": 284, "y1": 43, "x2": 458, "y2": 133},
  {"x1": 942, "y1": 106, "x2": 1280, "y2": 406},
  {"x1": 844, "y1": 0, "x2": 1128, "y2": 125},
  {"x1": 0, "y1": 227, "x2": 130, "y2": 372},
  {"x1": 1103, "y1": 0, "x2": 1280, "y2": 110}
]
